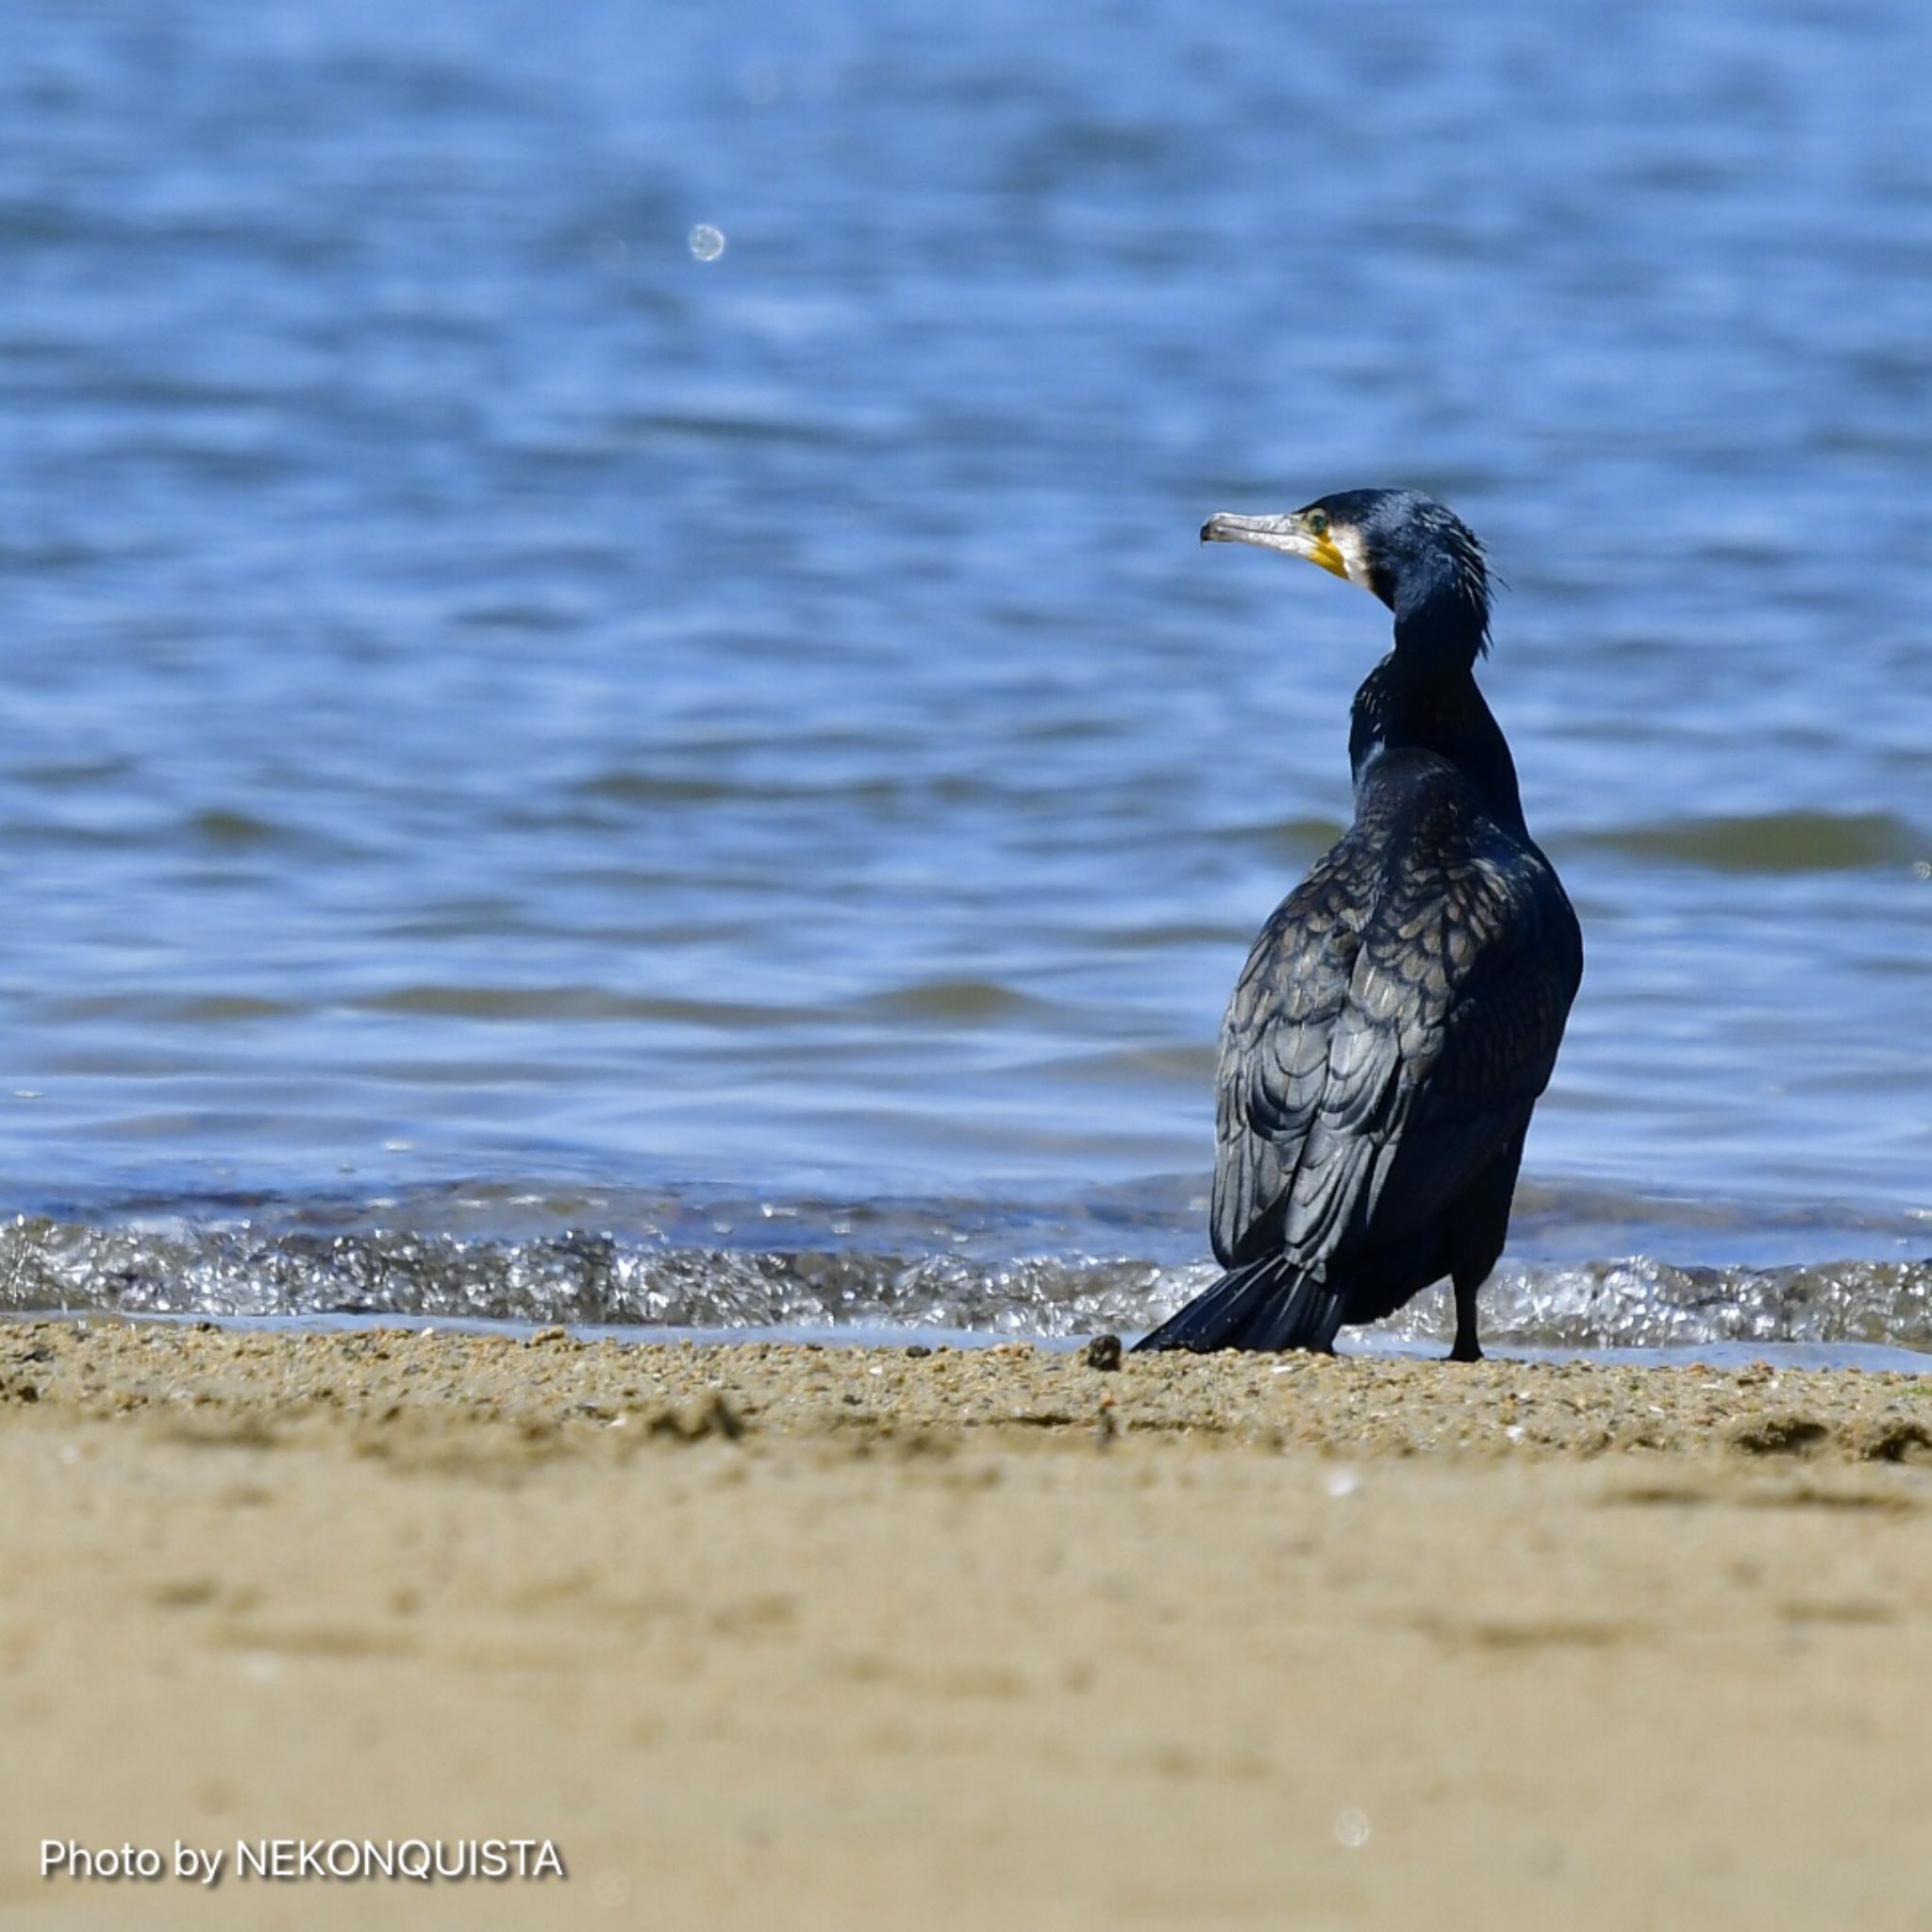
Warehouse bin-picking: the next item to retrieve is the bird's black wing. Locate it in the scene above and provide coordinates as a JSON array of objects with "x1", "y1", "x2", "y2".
[
  {"x1": 1211, "y1": 788, "x2": 1579, "y2": 1274},
  {"x1": 1210, "y1": 838, "x2": 1374, "y2": 1268}
]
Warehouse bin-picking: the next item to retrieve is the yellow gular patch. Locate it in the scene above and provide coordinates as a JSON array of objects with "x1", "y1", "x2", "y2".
[{"x1": 1307, "y1": 530, "x2": 1351, "y2": 580}]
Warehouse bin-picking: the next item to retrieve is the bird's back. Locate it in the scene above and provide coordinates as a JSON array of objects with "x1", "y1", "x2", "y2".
[{"x1": 1212, "y1": 747, "x2": 1580, "y2": 1286}]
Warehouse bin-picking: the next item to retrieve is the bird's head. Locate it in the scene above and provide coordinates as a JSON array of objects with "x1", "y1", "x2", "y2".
[{"x1": 1201, "y1": 488, "x2": 1492, "y2": 653}]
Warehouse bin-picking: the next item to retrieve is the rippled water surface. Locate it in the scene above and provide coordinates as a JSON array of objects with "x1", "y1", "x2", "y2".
[{"x1": 3, "y1": 0, "x2": 1929, "y2": 1340}]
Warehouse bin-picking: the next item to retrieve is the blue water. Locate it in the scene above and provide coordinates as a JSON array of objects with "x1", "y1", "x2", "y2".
[{"x1": 3, "y1": 0, "x2": 1929, "y2": 1340}]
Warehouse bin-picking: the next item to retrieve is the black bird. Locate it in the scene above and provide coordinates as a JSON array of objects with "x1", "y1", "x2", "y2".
[{"x1": 1137, "y1": 490, "x2": 1581, "y2": 1359}]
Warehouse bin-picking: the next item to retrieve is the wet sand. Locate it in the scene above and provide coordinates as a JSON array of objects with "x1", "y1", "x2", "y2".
[{"x1": 3, "y1": 1320, "x2": 1931, "y2": 1929}]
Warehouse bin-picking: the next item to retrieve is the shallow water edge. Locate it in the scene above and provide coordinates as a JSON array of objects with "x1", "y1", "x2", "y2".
[
  {"x1": 4, "y1": 1174, "x2": 1927, "y2": 1369},
  {"x1": 11, "y1": 1309, "x2": 1929, "y2": 1376}
]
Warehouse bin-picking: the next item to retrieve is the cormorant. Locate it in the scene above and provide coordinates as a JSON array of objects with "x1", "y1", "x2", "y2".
[{"x1": 1137, "y1": 489, "x2": 1581, "y2": 1359}]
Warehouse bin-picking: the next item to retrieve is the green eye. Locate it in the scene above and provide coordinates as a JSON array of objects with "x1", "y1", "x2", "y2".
[{"x1": 1306, "y1": 509, "x2": 1329, "y2": 538}]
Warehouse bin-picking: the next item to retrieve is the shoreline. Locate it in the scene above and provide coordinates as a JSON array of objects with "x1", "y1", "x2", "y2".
[
  {"x1": 9, "y1": 1304, "x2": 1932, "y2": 1377},
  {"x1": 8, "y1": 1320, "x2": 1932, "y2": 1459},
  {"x1": 5, "y1": 1322, "x2": 1930, "y2": 1928}
]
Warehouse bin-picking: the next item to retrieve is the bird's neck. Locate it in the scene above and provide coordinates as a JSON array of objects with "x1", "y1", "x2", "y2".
[{"x1": 1349, "y1": 641, "x2": 1526, "y2": 835}]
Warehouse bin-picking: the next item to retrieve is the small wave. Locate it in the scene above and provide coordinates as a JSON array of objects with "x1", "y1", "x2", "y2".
[
  {"x1": 350, "y1": 986, "x2": 818, "y2": 1025},
  {"x1": 185, "y1": 808, "x2": 306, "y2": 852},
  {"x1": 1579, "y1": 810, "x2": 1924, "y2": 874},
  {"x1": 2, "y1": 1217, "x2": 1927, "y2": 1357},
  {"x1": 844, "y1": 979, "x2": 1070, "y2": 1024}
]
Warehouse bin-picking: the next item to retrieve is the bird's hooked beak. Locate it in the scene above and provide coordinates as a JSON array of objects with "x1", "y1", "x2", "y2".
[{"x1": 1200, "y1": 510, "x2": 1351, "y2": 582}]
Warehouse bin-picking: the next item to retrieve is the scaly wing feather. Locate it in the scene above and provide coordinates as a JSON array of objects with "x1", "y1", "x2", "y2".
[{"x1": 1212, "y1": 792, "x2": 1578, "y2": 1274}]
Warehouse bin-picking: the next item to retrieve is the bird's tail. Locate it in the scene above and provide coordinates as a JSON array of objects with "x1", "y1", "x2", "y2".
[{"x1": 1132, "y1": 1256, "x2": 1345, "y2": 1355}]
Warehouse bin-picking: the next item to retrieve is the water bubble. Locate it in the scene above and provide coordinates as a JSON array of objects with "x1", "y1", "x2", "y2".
[
  {"x1": 1324, "y1": 1466, "x2": 1359, "y2": 1499},
  {"x1": 689, "y1": 224, "x2": 726, "y2": 262},
  {"x1": 1334, "y1": 1808, "x2": 1371, "y2": 1849}
]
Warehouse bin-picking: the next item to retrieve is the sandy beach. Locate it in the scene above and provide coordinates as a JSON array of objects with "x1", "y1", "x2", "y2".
[{"x1": 3, "y1": 1320, "x2": 1930, "y2": 1930}]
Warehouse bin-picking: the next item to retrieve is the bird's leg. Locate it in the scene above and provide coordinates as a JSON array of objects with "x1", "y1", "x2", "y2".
[{"x1": 1447, "y1": 1270, "x2": 1484, "y2": 1363}]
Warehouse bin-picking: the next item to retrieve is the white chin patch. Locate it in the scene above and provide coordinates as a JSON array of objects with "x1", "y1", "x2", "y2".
[{"x1": 1332, "y1": 526, "x2": 1374, "y2": 588}]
